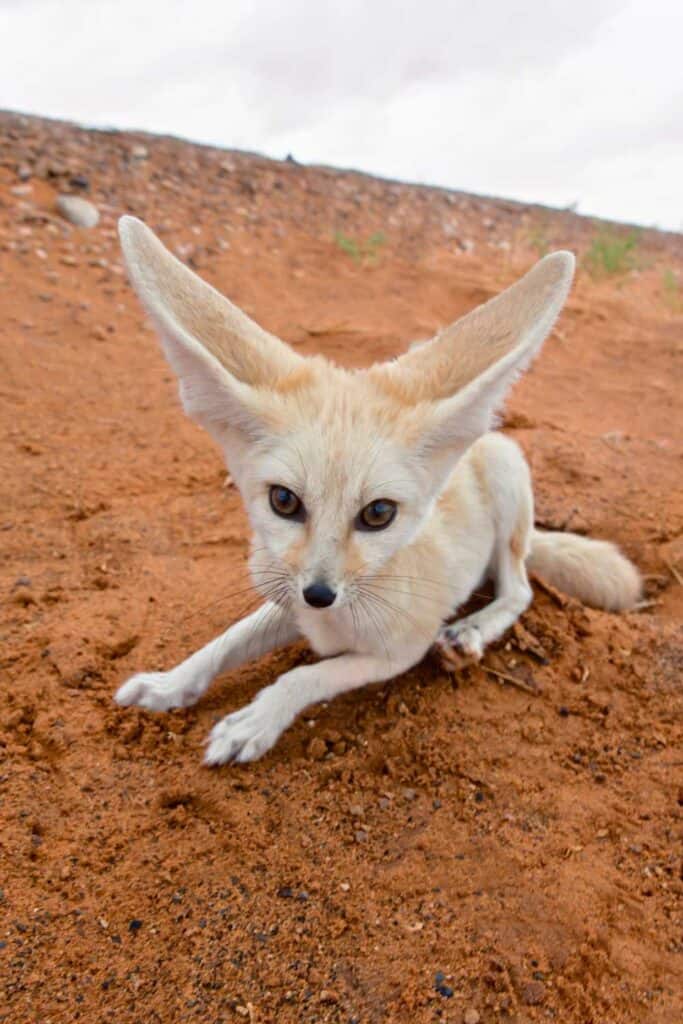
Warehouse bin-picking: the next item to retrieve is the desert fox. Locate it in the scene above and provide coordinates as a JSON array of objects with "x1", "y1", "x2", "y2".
[{"x1": 114, "y1": 217, "x2": 641, "y2": 764}]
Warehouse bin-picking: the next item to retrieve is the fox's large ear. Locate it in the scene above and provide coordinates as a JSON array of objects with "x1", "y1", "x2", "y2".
[
  {"x1": 118, "y1": 216, "x2": 304, "y2": 441},
  {"x1": 371, "y1": 251, "x2": 574, "y2": 473}
]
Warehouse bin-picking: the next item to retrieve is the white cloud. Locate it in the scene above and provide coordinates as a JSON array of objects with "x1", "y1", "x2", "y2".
[{"x1": 1, "y1": 0, "x2": 681, "y2": 229}]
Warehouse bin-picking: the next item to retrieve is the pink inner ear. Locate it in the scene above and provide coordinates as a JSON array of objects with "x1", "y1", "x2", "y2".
[
  {"x1": 368, "y1": 250, "x2": 574, "y2": 407},
  {"x1": 118, "y1": 215, "x2": 305, "y2": 389}
]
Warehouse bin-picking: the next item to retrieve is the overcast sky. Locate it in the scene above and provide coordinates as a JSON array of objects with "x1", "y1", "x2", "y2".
[{"x1": 1, "y1": 0, "x2": 681, "y2": 231}]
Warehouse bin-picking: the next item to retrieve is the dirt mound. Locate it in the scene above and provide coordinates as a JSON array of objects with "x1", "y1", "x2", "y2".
[{"x1": 1, "y1": 111, "x2": 681, "y2": 1023}]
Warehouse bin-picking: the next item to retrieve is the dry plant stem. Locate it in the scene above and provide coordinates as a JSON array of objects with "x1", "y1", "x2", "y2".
[{"x1": 484, "y1": 665, "x2": 540, "y2": 694}]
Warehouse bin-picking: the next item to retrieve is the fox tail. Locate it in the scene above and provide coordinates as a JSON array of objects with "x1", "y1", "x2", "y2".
[{"x1": 527, "y1": 529, "x2": 641, "y2": 611}]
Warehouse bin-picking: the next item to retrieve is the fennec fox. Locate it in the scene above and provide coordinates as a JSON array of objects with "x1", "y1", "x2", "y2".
[{"x1": 114, "y1": 217, "x2": 640, "y2": 764}]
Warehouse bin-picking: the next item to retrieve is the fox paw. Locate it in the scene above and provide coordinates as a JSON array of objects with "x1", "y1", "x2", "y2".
[
  {"x1": 114, "y1": 670, "x2": 203, "y2": 711},
  {"x1": 204, "y1": 688, "x2": 288, "y2": 766},
  {"x1": 437, "y1": 622, "x2": 484, "y2": 662}
]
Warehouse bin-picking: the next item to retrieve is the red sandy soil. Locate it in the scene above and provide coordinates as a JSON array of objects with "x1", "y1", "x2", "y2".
[{"x1": 1, "y1": 111, "x2": 682, "y2": 1024}]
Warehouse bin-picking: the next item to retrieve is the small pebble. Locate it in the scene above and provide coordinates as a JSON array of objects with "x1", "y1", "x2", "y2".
[
  {"x1": 128, "y1": 918, "x2": 143, "y2": 932},
  {"x1": 435, "y1": 972, "x2": 454, "y2": 997},
  {"x1": 354, "y1": 829, "x2": 368, "y2": 844},
  {"x1": 307, "y1": 737, "x2": 326, "y2": 760},
  {"x1": 464, "y1": 1011, "x2": 480, "y2": 1024},
  {"x1": 522, "y1": 980, "x2": 546, "y2": 1005},
  {"x1": 56, "y1": 194, "x2": 100, "y2": 228}
]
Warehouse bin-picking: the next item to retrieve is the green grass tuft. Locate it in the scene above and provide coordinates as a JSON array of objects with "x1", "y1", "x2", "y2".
[
  {"x1": 334, "y1": 231, "x2": 386, "y2": 266},
  {"x1": 584, "y1": 227, "x2": 641, "y2": 277}
]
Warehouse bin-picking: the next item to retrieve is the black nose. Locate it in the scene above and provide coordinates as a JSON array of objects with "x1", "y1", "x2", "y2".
[{"x1": 303, "y1": 582, "x2": 337, "y2": 608}]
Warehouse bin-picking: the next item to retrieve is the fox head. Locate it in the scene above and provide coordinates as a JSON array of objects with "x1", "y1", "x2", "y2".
[{"x1": 119, "y1": 217, "x2": 574, "y2": 612}]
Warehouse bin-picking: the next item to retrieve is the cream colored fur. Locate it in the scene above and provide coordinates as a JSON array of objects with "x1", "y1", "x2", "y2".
[
  {"x1": 114, "y1": 217, "x2": 641, "y2": 764},
  {"x1": 528, "y1": 530, "x2": 641, "y2": 611}
]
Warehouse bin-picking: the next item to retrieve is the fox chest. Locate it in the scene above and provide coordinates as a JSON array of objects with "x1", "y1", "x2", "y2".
[{"x1": 296, "y1": 606, "x2": 362, "y2": 657}]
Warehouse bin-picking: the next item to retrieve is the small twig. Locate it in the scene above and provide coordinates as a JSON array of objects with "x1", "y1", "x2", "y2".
[
  {"x1": 454, "y1": 768, "x2": 495, "y2": 792},
  {"x1": 633, "y1": 599, "x2": 660, "y2": 612},
  {"x1": 530, "y1": 573, "x2": 568, "y2": 607},
  {"x1": 485, "y1": 666, "x2": 539, "y2": 694},
  {"x1": 534, "y1": 515, "x2": 587, "y2": 536},
  {"x1": 663, "y1": 558, "x2": 683, "y2": 587}
]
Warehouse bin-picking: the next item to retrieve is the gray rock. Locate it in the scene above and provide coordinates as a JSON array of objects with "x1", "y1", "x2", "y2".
[{"x1": 56, "y1": 195, "x2": 100, "y2": 229}]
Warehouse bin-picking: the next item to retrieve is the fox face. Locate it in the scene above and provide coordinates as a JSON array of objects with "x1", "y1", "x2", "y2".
[
  {"x1": 118, "y1": 216, "x2": 574, "y2": 620},
  {"x1": 237, "y1": 366, "x2": 440, "y2": 611}
]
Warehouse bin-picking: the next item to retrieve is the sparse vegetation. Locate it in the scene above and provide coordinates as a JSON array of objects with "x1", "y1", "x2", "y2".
[
  {"x1": 334, "y1": 231, "x2": 385, "y2": 266},
  {"x1": 584, "y1": 226, "x2": 641, "y2": 277}
]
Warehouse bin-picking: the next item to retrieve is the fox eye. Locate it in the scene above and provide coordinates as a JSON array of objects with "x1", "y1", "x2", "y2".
[
  {"x1": 269, "y1": 485, "x2": 305, "y2": 521},
  {"x1": 357, "y1": 499, "x2": 397, "y2": 531}
]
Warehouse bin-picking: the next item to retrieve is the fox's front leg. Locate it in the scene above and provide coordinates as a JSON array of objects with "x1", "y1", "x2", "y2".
[
  {"x1": 204, "y1": 645, "x2": 426, "y2": 765},
  {"x1": 114, "y1": 602, "x2": 298, "y2": 712}
]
